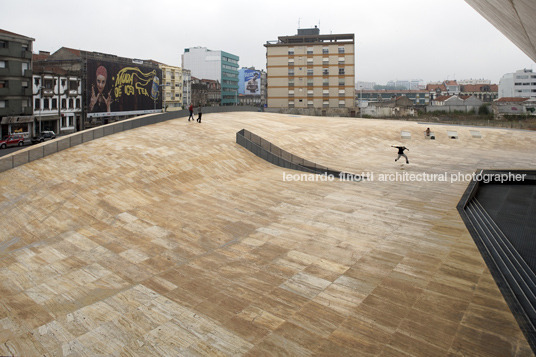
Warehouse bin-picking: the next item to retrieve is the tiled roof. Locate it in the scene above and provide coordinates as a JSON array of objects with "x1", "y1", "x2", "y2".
[
  {"x1": 433, "y1": 95, "x2": 453, "y2": 101},
  {"x1": 496, "y1": 97, "x2": 530, "y2": 102},
  {"x1": 0, "y1": 28, "x2": 34, "y2": 40}
]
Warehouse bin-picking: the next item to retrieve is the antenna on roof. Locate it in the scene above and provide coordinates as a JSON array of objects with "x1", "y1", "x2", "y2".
[{"x1": 298, "y1": 18, "x2": 301, "y2": 29}]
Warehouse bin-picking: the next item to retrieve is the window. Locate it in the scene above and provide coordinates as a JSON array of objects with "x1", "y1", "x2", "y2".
[
  {"x1": 339, "y1": 100, "x2": 345, "y2": 108},
  {"x1": 339, "y1": 79, "x2": 345, "y2": 86},
  {"x1": 34, "y1": 78, "x2": 40, "y2": 86},
  {"x1": 307, "y1": 80, "x2": 313, "y2": 87},
  {"x1": 322, "y1": 58, "x2": 329, "y2": 64},
  {"x1": 70, "y1": 80, "x2": 78, "y2": 90},
  {"x1": 338, "y1": 47, "x2": 345, "y2": 54},
  {"x1": 288, "y1": 79, "x2": 294, "y2": 87},
  {"x1": 22, "y1": 81, "x2": 28, "y2": 88},
  {"x1": 34, "y1": 99, "x2": 40, "y2": 109},
  {"x1": 307, "y1": 90, "x2": 313, "y2": 96},
  {"x1": 339, "y1": 89, "x2": 345, "y2": 96},
  {"x1": 52, "y1": 98, "x2": 57, "y2": 109},
  {"x1": 322, "y1": 47, "x2": 328, "y2": 54},
  {"x1": 0, "y1": 40, "x2": 6, "y2": 48},
  {"x1": 288, "y1": 58, "x2": 294, "y2": 65},
  {"x1": 307, "y1": 68, "x2": 313, "y2": 76},
  {"x1": 323, "y1": 100, "x2": 329, "y2": 108},
  {"x1": 44, "y1": 98, "x2": 49, "y2": 109},
  {"x1": 61, "y1": 99, "x2": 66, "y2": 109},
  {"x1": 0, "y1": 100, "x2": 6, "y2": 108},
  {"x1": 338, "y1": 57, "x2": 345, "y2": 64},
  {"x1": 22, "y1": 62, "x2": 29, "y2": 73},
  {"x1": 323, "y1": 89, "x2": 329, "y2": 96},
  {"x1": 288, "y1": 101, "x2": 294, "y2": 108},
  {"x1": 288, "y1": 69, "x2": 294, "y2": 76},
  {"x1": 76, "y1": 99, "x2": 81, "y2": 108},
  {"x1": 307, "y1": 58, "x2": 313, "y2": 64},
  {"x1": 323, "y1": 78, "x2": 329, "y2": 86},
  {"x1": 288, "y1": 90, "x2": 294, "y2": 97},
  {"x1": 0, "y1": 80, "x2": 6, "y2": 88},
  {"x1": 307, "y1": 100, "x2": 314, "y2": 108},
  {"x1": 288, "y1": 48, "x2": 294, "y2": 55},
  {"x1": 61, "y1": 79, "x2": 66, "y2": 87},
  {"x1": 44, "y1": 79, "x2": 53, "y2": 89},
  {"x1": 0, "y1": 60, "x2": 6, "y2": 68},
  {"x1": 338, "y1": 68, "x2": 345, "y2": 75},
  {"x1": 307, "y1": 47, "x2": 313, "y2": 55},
  {"x1": 323, "y1": 68, "x2": 329, "y2": 75}
]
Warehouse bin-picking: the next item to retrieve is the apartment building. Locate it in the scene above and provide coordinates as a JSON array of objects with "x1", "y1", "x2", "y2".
[
  {"x1": 158, "y1": 63, "x2": 183, "y2": 111},
  {"x1": 499, "y1": 69, "x2": 536, "y2": 99},
  {"x1": 182, "y1": 47, "x2": 239, "y2": 105},
  {"x1": 264, "y1": 27, "x2": 355, "y2": 111},
  {"x1": 0, "y1": 29, "x2": 34, "y2": 138}
]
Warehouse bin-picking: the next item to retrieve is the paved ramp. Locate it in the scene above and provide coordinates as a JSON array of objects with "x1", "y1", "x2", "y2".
[{"x1": 0, "y1": 113, "x2": 535, "y2": 355}]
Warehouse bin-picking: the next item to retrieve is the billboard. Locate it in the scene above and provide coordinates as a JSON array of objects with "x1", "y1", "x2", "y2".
[
  {"x1": 239, "y1": 69, "x2": 261, "y2": 95},
  {"x1": 87, "y1": 59, "x2": 162, "y2": 118}
]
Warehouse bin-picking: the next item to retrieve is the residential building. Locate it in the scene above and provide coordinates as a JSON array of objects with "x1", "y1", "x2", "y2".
[
  {"x1": 499, "y1": 69, "x2": 536, "y2": 99},
  {"x1": 34, "y1": 47, "x2": 163, "y2": 129},
  {"x1": 356, "y1": 81, "x2": 376, "y2": 90},
  {"x1": 493, "y1": 97, "x2": 536, "y2": 115},
  {"x1": 191, "y1": 77, "x2": 221, "y2": 107},
  {"x1": 361, "y1": 96, "x2": 415, "y2": 117},
  {"x1": 264, "y1": 27, "x2": 355, "y2": 112},
  {"x1": 33, "y1": 51, "x2": 82, "y2": 135},
  {"x1": 357, "y1": 89, "x2": 429, "y2": 106},
  {"x1": 0, "y1": 29, "x2": 34, "y2": 138},
  {"x1": 459, "y1": 83, "x2": 498, "y2": 102},
  {"x1": 386, "y1": 79, "x2": 423, "y2": 90},
  {"x1": 182, "y1": 47, "x2": 239, "y2": 105},
  {"x1": 182, "y1": 69, "x2": 191, "y2": 107},
  {"x1": 158, "y1": 62, "x2": 183, "y2": 111}
]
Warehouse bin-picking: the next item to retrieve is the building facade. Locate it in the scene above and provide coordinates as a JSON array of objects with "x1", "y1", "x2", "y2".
[
  {"x1": 159, "y1": 63, "x2": 183, "y2": 111},
  {"x1": 182, "y1": 47, "x2": 239, "y2": 105},
  {"x1": 358, "y1": 90, "x2": 429, "y2": 106},
  {"x1": 238, "y1": 67, "x2": 265, "y2": 107},
  {"x1": 33, "y1": 51, "x2": 82, "y2": 135},
  {"x1": 0, "y1": 29, "x2": 34, "y2": 138},
  {"x1": 182, "y1": 69, "x2": 191, "y2": 107},
  {"x1": 264, "y1": 27, "x2": 355, "y2": 111},
  {"x1": 499, "y1": 69, "x2": 536, "y2": 99}
]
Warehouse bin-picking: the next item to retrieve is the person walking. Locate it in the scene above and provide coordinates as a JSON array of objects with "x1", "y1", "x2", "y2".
[
  {"x1": 392, "y1": 145, "x2": 409, "y2": 164},
  {"x1": 197, "y1": 106, "x2": 202, "y2": 123},
  {"x1": 188, "y1": 103, "x2": 194, "y2": 121}
]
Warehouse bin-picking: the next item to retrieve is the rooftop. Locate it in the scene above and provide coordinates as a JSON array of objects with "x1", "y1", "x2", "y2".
[{"x1": 0, "y1": 112, "x2": 534, "y2": 355}]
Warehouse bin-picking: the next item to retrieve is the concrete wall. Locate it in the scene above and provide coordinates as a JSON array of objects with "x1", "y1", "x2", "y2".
[
  {"x1": 0, "y1": 106, "x2": 259, "y2": 174},
  {"x1": 426, "y1": 105, "x2": 480, "y2": 113}
]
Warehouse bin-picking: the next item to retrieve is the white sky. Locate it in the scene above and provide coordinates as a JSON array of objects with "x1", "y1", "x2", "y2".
[{"x1": 1, "y1": 0, "x2": 534, "y2": 84}]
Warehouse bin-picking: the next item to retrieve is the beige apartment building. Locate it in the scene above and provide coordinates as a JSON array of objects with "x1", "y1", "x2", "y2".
[
  {"x1": 265, "y1": 27, "x2": 355, "y2": 112},
  {"x1": 158, "y1": 63, "x2": 183, "y2": 111}
]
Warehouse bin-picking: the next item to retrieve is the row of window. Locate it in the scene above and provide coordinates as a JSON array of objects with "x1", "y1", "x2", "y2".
[
  {"x1": 288, "y1": 99, "x2": 347, "y2": 108},
  {"x1": 289, "y1": 79, "x2": 347, "y2": 86},
  {"x1": 288, "y1": 89, "x2": 347, "y2": 95},
  {"x1": 289, "y1": 58, "x2": 346, "y2": 64},
  {"x1": 222, "y1": 57, "x2": 238, "y2": 64},
  {"x1": 514, "y1": 82, "x2": 536, "y2": 86},
  {"x1": 288, "y1": 47, "x2": 346, "y2": 55},
  {"x1": 35, "y1": 98, "x2": 81, "y2": 110},
  {"x1": 0, "y1": 40, "x2": 30, "y2": 51},
  {"x1": 0, "y1": 60, "x2": 31, "y2": 72},
  {"x1": 34, "y1": 77, "x2": 80, "y2": 90},
  {"x1": 288, "y1": 68, "x2": 346, "y2": 76}
]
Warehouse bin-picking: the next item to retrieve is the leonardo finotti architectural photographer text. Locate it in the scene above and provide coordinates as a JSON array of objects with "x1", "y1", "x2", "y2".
[{"x1": 282, "y1": 171, "x2": 527, "y2": 183}]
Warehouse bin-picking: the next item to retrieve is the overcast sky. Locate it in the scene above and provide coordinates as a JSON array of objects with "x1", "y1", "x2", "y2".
[{"x1": 1, "y1": 0, "x2": 534, "y2": 84}]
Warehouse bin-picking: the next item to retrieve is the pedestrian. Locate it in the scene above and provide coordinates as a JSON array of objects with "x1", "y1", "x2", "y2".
[
  {"x1": 197, "y1": 106, "x2": 202, "y2": 123},
  {"x1": 425, "y1": 128, "x2": 431, "y2": 137},
  {"x1": 188, "y1": 103, "x2": 194, "y2": 121},
  {"x1": 391, "y1": 145, "x2": 409, "y2": 164}
]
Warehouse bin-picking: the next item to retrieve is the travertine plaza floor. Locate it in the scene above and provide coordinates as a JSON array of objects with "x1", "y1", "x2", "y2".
[{"x1": 1, "y1": 112, "x2": 535, "y2": 356}]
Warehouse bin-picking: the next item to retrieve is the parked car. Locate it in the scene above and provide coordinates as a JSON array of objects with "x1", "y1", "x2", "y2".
[
  {"x1": 0, "y1": 134, "x2": 25, "y2": 149},
  {"x1": 31, "y1": 131, "x2": 56, "y2": 144}
]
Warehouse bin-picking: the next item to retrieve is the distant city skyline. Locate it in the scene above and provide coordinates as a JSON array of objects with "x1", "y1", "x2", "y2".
[{"x1": 0, "y1": 0, "x2": 534, "y2": 84}]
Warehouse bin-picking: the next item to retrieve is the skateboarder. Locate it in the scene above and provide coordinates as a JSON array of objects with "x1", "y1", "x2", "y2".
[{"x1": 392, "y1": 145, "x2": 409, "y2": 164}]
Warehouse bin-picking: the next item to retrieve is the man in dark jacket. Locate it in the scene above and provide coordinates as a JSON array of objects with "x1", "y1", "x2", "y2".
[{"x1": 392, "y1": 145, "x2": 409, "y2": 164}]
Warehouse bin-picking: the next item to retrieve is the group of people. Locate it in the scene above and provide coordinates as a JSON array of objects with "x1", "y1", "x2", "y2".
[{"x1": 188, "y1": 104, "x2": 202, "y2": 123}]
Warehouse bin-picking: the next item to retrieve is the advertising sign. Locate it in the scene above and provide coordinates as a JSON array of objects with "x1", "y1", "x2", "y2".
[
  {"x1": 244, "y1": 69, "x2": 261, "y2": 95},
  {"x1": 87, "y1": 59, "x2": 162, "y2": 118}
]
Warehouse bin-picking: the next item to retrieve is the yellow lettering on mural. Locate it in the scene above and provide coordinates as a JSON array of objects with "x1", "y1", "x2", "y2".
[
  {"x1": 136, "y1": 82, "x2": 149, "y2": 96},
  {"x1": 114, "y1": 67, "x2": 157, "y2": 99},
  {"x1": 125, "y1": 85, "x2": 135, "y2": 95}
]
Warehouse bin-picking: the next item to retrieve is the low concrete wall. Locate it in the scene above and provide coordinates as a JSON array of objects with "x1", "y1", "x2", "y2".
[{"x1": 0, "y1": 106, "x2": 258, "y2": 174}]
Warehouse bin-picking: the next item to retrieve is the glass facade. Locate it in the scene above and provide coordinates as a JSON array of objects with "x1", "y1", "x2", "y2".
[{"x1": 221, "y1": 52, "x2": 239, "y2": 105}]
